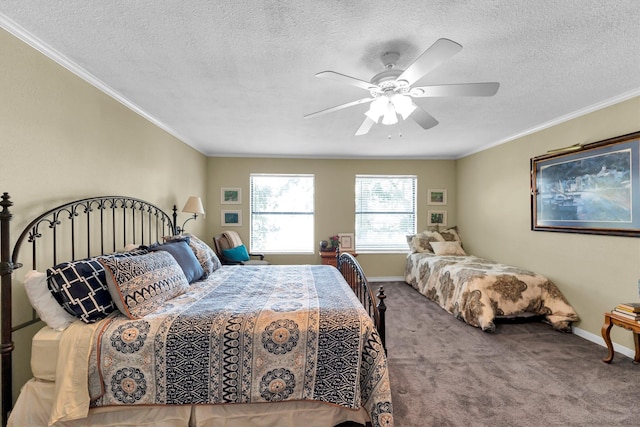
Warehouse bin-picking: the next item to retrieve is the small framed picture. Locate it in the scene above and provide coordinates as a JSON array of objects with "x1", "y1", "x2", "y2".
[
  {"x1": 338, "y1": 233, "x2": 355, "y2": 251},
  {"x1": 427, "y1": 210, "x2": 447, "y2": 226},
  {"x1": 221, "y1": 188, "x2": 241, "y2": 204},
  {"x1": 221, "y1": 210, "x2": 242, "y2": 226},
  {"x1": 427, "y1": 189, "x2": 447, "y2": 205}
]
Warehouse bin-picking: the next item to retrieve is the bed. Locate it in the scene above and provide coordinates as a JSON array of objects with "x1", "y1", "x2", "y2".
[
  {"x1": 0, "y1": 194, "x2": 392, "y2": 427},
  {"x1": 404, "y1": 227, "x2": 579, "y2": 332}
]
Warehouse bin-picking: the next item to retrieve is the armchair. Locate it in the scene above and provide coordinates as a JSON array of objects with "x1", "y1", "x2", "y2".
[{"x1": 213, "y1": 231, "x2": 270, "y2": 265}]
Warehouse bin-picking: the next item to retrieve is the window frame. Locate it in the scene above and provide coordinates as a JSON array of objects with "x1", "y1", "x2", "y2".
[
  {"x1": 354, "y1": 174, "x2": 417, "y2": 253},
  {"x1": 249, "y1": 173, "x2": 315, "y2": 254}
]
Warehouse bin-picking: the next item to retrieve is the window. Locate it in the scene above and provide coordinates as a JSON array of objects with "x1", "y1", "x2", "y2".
[
  {"x1": 250, "y1": 174, "x2": 314, "y2": 253},
  {"x1": 355, "y1": 175, "x2": 417, "y2": 252}
]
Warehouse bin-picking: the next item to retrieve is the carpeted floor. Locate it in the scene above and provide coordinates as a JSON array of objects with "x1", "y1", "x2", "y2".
[{"x1": 377, "y1": 281, "x2": 640, "y2": 427}]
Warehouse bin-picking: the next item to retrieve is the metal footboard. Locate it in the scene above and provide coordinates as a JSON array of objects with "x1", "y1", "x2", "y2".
[{"x1": 337, "y1": 252, "x2": 386, "y2": 352}]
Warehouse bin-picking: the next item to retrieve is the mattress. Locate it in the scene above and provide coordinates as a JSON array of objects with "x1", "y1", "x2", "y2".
[{"x1": 31, "y1": 326, "x2": 63, "y2": 382}]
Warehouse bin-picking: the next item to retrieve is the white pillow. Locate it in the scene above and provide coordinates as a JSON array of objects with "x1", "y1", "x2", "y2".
[
  {"x1": 24, "y1": 270, "x2": 77, "y2": 331},
  {"x1": 430, "y1": 241, "x2": 467, "y2": 256}
]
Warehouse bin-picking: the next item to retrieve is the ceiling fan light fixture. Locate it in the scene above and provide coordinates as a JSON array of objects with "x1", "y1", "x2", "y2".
[
  {"x1": 381, "y1": 102, "x2": 398, "y2": 125},
  {"x1": 391, "y1": 94, "x2": 416, "y2": 120},
  {"x1": 365, "y1": 96, "x2": 389, "y2": 122}
]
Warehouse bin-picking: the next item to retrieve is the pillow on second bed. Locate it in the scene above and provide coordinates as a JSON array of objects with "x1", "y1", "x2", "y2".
[
  {"x1": 407, "y1": 230, "x2": 445, "y2": 253},
  {"x1": 430, "y1": 241, "x2": 467, "y2": 256},
  {"x1": 100, "y1": 251, "x2": 189, "y2": 319}
]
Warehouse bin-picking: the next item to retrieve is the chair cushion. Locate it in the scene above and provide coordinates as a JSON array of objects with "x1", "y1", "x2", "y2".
[{"x1": 222, "y1": 244, "x2": 250, "y2": 262}]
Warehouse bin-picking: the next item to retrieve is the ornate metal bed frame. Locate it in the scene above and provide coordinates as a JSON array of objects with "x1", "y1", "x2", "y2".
[
  {"x1": 0, "y1": 193, "x2": 387, "y2": 426},
  {"x1": 338, "y1": 252, "x2": 386, "y2": 352}
]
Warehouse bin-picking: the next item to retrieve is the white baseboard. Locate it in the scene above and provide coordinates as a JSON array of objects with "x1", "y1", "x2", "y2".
[
  {"x1": 572, "y1": 326, "x2": 635, "y2": 360},
  {"x1": 369, "y1": 276, "x2": 405, "y2": 282}
]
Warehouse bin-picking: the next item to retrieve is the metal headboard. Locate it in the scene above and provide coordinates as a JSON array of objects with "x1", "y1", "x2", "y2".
[{"x1": 0, "y1": 194, "x2": 176, "y2": 425}]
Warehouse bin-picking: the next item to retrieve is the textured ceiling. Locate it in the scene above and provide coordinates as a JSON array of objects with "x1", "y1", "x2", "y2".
[{"x1": 1, "y1": 1, "x2": 639, "y2": 159}]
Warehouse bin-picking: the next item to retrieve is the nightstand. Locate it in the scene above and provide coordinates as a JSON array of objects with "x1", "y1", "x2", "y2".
[
  {"x1": 320, "y1": 251, "x2": 357, "y2": 267},
  {"x1": 601, "y1": 311, "x2": 640, "y2": 363}
]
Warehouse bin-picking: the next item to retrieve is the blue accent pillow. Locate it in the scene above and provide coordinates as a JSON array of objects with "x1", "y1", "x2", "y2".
[
  {"x1": 164, "y1": 234, "x2": 222, "y2": 277},
  {"x1": 149, "y1": 240, "x2": 205, "y2": 283},
  {"x1": 223, "y1": 244, "x2": 250, "y2": 262}
]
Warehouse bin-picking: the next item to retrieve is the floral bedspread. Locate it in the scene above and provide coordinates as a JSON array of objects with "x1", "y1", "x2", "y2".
[
  {"x1": 405, "y1": 253, "x2": 579, "y2": 332},
  {"x1": 88, "y1": 265, "x2": 393, "y2": 427}
]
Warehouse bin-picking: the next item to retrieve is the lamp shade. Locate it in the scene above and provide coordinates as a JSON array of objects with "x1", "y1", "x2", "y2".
[
  {"x1": 182, "y1": 196, "x2": 205, "y2": 215},
  {"x1": 391, "y1": 94, "x2": 416, "y2": 120},
  {"x1": 365, "y1": 96, "x2": 389, "y2": 123}
]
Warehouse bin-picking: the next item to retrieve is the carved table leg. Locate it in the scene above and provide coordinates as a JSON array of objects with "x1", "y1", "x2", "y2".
[
  {"x1": 634, "y1": 332, "x2": 640, "y2": 364},
  {"x1": 601, "y1": 314, "x2": 615, "y2": 363}
]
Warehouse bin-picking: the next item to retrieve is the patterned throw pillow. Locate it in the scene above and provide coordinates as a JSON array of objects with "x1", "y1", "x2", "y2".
[
  {"x1": 407, "y1": 230, "x2": 445, "y2": 253},
  {"x1": 47, "y1": 249, "x2": 148, "y2": 323},
  {"x1": 165, "y1": 234, "x2": 222, "y2": 277},
  {"x1": 100, "y1": 251, "x2": 189, "y2": 319},
  {"x1": 47, "y1": 258, "x2": 116, "y2": 323},
  {"x1": 439, "y1": 226, "x2": 463, "y2": 247}
]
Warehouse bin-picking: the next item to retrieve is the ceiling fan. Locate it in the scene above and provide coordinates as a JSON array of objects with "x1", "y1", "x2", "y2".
[{"x1": 304, "y1": 38, "x2": 500, "y2": 136}]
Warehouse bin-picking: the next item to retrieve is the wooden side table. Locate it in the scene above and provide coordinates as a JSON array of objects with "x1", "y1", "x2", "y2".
[
  {"x1": 601, "y1": 311, "x2": 640, "y2": 363},
  {"x1": 320, "y1": 251, "x2": 357, "y2": 267}
]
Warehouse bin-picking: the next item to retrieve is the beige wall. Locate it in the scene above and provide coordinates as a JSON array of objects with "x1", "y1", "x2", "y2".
[
  {"x1": 207, "y1": 157, "x2": 457, "y2": 276},
  {"x1": 1, "y1": 28, "x2": 208, "y2": 399},
  {"x1": 457, "y1": 96, "x2": 640, "y2": 349}
]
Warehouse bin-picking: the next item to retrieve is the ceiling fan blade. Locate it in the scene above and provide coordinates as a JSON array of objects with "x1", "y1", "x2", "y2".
[
  {"x1": 304, "y1": 97, "x2": 373, "y2": 119},
  {"x1": 410, "y1": 104, "x2": 439, "y2": 130},
  {"x1": 355, "y1": 117, "x2": 376, "y2": 136},
  {"x1": 397, "y1": 38, "x2": 462, "y2": 86},
  {"x1": 315, "y1": 71, "x2": 379, "y2": 91},
  {"x1": 411, "y1": 82, "x2": 500, "y2": 97}
]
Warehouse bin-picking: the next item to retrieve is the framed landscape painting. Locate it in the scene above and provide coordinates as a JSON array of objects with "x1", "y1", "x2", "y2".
[
  {"x1": 427, "y1": 210, "x2": 447, "y2": 227},
  {"x1": 531, "y1": 131, "x2": 640, "y2": 237},
  {"x1": 427, "y1": 189, "x2": 447, "y2": 205},
  {"x1": 221, "y1": 210, "x2": 242, "y2": 226},
  {"x1": 221, "y1": 188, "x2": 241, "y2": 204}
]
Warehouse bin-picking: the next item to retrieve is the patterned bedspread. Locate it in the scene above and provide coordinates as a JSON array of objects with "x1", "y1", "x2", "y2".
[
  {"x1": 405, "y1": 253, "x2": 579, "y2": 332},
  {"x1": 88, "y1": 265, "x2": 393, "y2": 427}
]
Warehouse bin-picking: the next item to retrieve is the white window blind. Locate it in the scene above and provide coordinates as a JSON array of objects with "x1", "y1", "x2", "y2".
[
  {"x1": 250, "y1": 174, "x2": 314, "y2": 253},
  {"x1": 355, "y1": 175, "x2": 417, "y2": 252}
]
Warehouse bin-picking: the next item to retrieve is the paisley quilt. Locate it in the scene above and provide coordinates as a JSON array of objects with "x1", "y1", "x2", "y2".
[
  {"x1": 88, "y1": 265, "x2": 393, "y2": 427},
  {"x1": 405, "y1": 253, "x2": 579, "y2": 332}
]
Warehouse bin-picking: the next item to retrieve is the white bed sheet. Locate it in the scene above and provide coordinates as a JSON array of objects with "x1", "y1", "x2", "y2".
[{"x1": 31, "y1": 326, "x2": 64, "y2": 382}]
